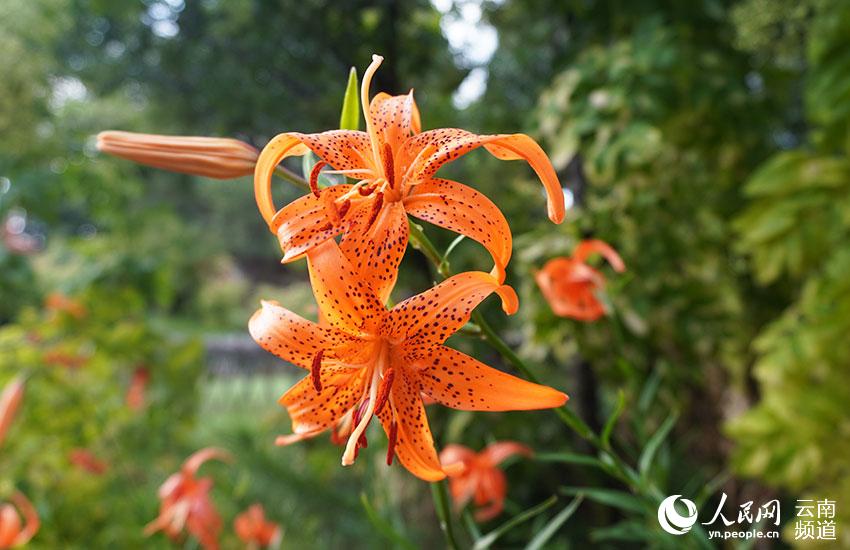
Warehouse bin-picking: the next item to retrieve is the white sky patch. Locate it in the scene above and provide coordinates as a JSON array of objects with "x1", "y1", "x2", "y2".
[
  {"x1": 432, "y1": 0, "x2": 501, "y2": 109},
  {"x1": 50, "y1": 76, "x2": 88, "y2": 110}
]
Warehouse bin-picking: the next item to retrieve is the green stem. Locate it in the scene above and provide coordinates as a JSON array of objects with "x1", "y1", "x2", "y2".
[
  {"x1": 274, "y1": 166, "x2": 310, "y2": 191},
  {"x1": 431, "y1": 481, "x2": 461, "y2": 550}
]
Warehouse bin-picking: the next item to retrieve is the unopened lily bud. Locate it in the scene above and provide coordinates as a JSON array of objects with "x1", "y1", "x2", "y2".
[{"x1": 97, "y1": 131, "x2": 259, "y2": 179}]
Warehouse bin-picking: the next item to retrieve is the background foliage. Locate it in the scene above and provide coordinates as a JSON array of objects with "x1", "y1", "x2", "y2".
[{"x1": 2, "y1": 0, "x2": 849, "y2": 548}]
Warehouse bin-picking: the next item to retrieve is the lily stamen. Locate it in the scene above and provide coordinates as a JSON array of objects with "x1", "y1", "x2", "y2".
[
  {"x1": 383, "y1": 143, "x2": 395, "y2": 189},
  {"x1": 374, "y1": 368, "x2": 395, "y2": 415},
  {"x1": 309, "y1": 160, "x2": 328, "y2": 197},
  {"x1": 400, "y1": 143, "x2": 437, "y2": 189},
  {"x1": 342, "y1": 373, "x2": 379, "y2": 466},
  {"x1": 386, "y1": 419, "x2": 398, "y2": 466},
  {"x1": 311, "y1": 350, "x2": 324, "y2": 393},
  {"x1": 364, "y1": 192, "x2": 384, "y2": 231}
]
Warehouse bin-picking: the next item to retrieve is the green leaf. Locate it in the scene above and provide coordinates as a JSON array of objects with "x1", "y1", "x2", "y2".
[
  {"x1": 638, "y1": 412, "x2": 678, "y2": 477},
  {"x1": 535, "y1": 451, "x2": 607, "y2": 469},
  {"x1": 525, "y1": 495, "x2": 584, "y2": 550},
  {"x1": 339, "y1": 67, "x2": 360, "y2": 131},
  {"x1": 559, "y1": 487, "x2": 646, "y2": 514},
  {"x1": 590, "y1": 520, "x2": 655, "y2": 543},
  {"x1": 360, "y1": 493, "x2": 417, "y2": 550},
  {"x1": 601, "y1": 389, "x2": 626, "y2": 448},
  {"x1": 473, "y1": 496, "x2": 558, "y2": 550}
]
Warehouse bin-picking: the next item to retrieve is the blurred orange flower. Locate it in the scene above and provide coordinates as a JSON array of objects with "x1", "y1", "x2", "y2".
[
  {"x1": 144, "y1": 447, "x2": 232, "y2": 550},
  {"x1": 125, "y1": 366, "x2": 150, "y2": 411},
  {"x1": 44, "y1": 292, "x2": 86, "y2": 319},
  {"x1": 535, "y1": 239, "x2": 625, "y2": 321},
  {"x1": 97, "y1": 131, "x2": 258, "y2": 179},
  {"x1": 69, "y1": 449, "x2": 109, "y2": 475},
  {"x1": 0, "y1": 377, "x2": 24, "y2": 449},
  {"x1": 250, "y1": 240, "x2": 567, "y2": 481},
  {"x1": 440, "y1": 442, "x2": 533, "y2": 522},
  {"x1": 254, "y1": 54, "x2": 565, "y2": 300},
  {"x1": 0, "y1": 491, "x2": 40, "y2": 548},
  {"x1": 234, "y1": 504, "x2": 281, "y2": 548}
]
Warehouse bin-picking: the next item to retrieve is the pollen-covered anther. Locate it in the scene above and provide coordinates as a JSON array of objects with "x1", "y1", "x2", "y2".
[
  {"x1": 383, "y1": 143, "x2": 395, "y2": 189},
  {"x1": 311, "y1": 350, "x2": 324, "y2": 393},
  {"x1": 309, "y1": 160, "x2": 328, "y2": 197},
  {"x1": 337, "y1": 199, "x2": 352, "y2": 218},
  {"x1": 364, "y1": 192, "x2": 384, "y2": 231},
  {"x1": 386, "y1": 420, "x2": 398, "y2": 466},
  {"x1": 373, "y1": 368, "x2": 395, "y2": 415},
  {"x1": 358, "y1": 184, "x2": 375, "y2": 196}
]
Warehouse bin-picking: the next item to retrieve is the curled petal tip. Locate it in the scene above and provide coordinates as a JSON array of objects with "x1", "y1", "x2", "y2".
[{"x1": 496, "y1": 284, "x2": 519, "y2": 315}]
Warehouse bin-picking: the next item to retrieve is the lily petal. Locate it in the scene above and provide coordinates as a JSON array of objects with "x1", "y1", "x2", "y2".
[
  {"x1": 404, "y1": 178, "x2": 512, "y2": 283},
  {"x1": 271, "y1": 184, "x2": 353, "y2": 263},
  {"x1": 378, "y1": 368, "x2": 445, "y2": 481},
  {"x1": 306, "y1": 240, "x2": 387, "y2": 335},
  {"x1": 573, "y1": 239, "x2": 626, "y2": 272},
  {"x1": 254, "y1": 131, "x2": 373, "y2": 226},
  {"x1": 481, "y1": 442, "x2": 533, "y2": 467},
  {"x1": 386, "y1": 272, "x2": 517, "y2": 360},
  {"x1": 369, "y1": 91, "x2": 421, "y2": 155},
  {"x1": 249, "y1": 300, "x2": 352, "y2": 369},
  {"x1": 416, "y1": 346, "x2": 568, "y2": 411},
  {"x1": 340, "y1": 199, "x2": 408, "y2": 303},
  {"x1": 0, "y1": 504, "x2": 21, "y2": 547},
  {"x1": 400, "y1": 129, "x2": 565, "y2": 223},
  {"x1": 279, "y1": 366, "x2": 366, "y2": 435}
]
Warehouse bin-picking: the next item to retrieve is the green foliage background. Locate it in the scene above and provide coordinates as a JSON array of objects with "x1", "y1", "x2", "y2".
[{"x1": 1, "y1": 0, "x2": 849, "y2": 548}]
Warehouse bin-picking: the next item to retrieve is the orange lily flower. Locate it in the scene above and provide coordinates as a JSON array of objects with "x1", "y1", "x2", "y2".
[
  {"x1": 125, "y1": 366, "x2": 150, "y2": 411},
  {"x1": 440, "y1": 442, "x2": 533, "y2": 522},
  {"x1": 234, "y1": 504, "x2": 281, "y2": 549},
  {"x1": 0, "y1": 377, "x2": 24, "y2": 449},
  {"x1": 144, "y1": 447, "x2": 232, "y2": 550},
  {"x1": 250, "y1": 240, "x2": 567, "y2": 481},
  {"x1": 535, "y1": 239, "x2": 625, "y2": 321},
  {"x1": 254, "y1": 54, "x2": 566, "y2": 300},
  {"x1": 69, "y1": 448, "x2": 109, "y2": 475},
  {"x1": 97, "y1": 131, "x2": 258, "y2": 179},
  {"x1": 0, "y1": 492, "x2": 39, "y2": 549}
]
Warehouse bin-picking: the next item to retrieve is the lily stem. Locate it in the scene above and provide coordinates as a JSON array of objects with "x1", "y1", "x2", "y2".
[
  {"x1": 431, "y1": 480, "x2": 461, "y2": 550},
  {"x1": 274, "y1": 166, "x2": 310, "y2": 191}
]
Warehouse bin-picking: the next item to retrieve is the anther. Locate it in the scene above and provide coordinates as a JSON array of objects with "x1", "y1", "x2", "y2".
[
  {"x1": 383, "y1": 143, "x2": 395, "y2": 189},
  {"x1": 337, "y1": 199, "x2": 351, "y2": 218},
  {"x1": 311, "y1": 350, "x2": 323, "y2": 392},
  {"x1": 386, "y1": 420, "x2": 398, "y2": 466},
  {"x1": 364, "y1": 192, "x2": 384, "y2": 231},
  {"x1": 309, "y1": 160, "x2": 328, "y2": 197},
  {"x1": 374, "y1": 368, "x2": 395, "y2": 415}
]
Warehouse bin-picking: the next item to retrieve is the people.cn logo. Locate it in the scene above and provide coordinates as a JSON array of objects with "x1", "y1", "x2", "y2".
[{"x1": 657, "y1": 495, "x2": 699, "y2": 535}]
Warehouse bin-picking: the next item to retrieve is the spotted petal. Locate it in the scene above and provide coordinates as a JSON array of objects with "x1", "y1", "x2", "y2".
[
  {"x1": 404, "y1": 178, "x2": 512, "y2": 282},
  {"x1": 415, "y1": 346, "x2": 568, "y2": 411},
  {"x1": 399, "y1": 129, "x2": 565, "y2": 224}
]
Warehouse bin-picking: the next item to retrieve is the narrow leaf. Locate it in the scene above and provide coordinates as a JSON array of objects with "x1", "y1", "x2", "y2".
[
  {"x1": 535, "y1": 451, "x2": 607, "y2": 469},
  {"x1": 525, "y1": 495, "x2": 584, "y2": 550},
  {"x1": 601, "y1": 389, "x2": 625, "y2": 448},
  {"x1": 474, "y1": 496, "x2": 557, "y2": 550},
  {"x1": 360, "y1": 493, "x2": 417, "y2": 550},
  {"x1": 638, "y1": 412, "x2": 678, "y2": 477},
  {"x1": 339, "y1": 67, "x2": 360, "y2": 131},
  {"x1": 559, "y1": 487, "x2": 646, "y2": 514}
]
